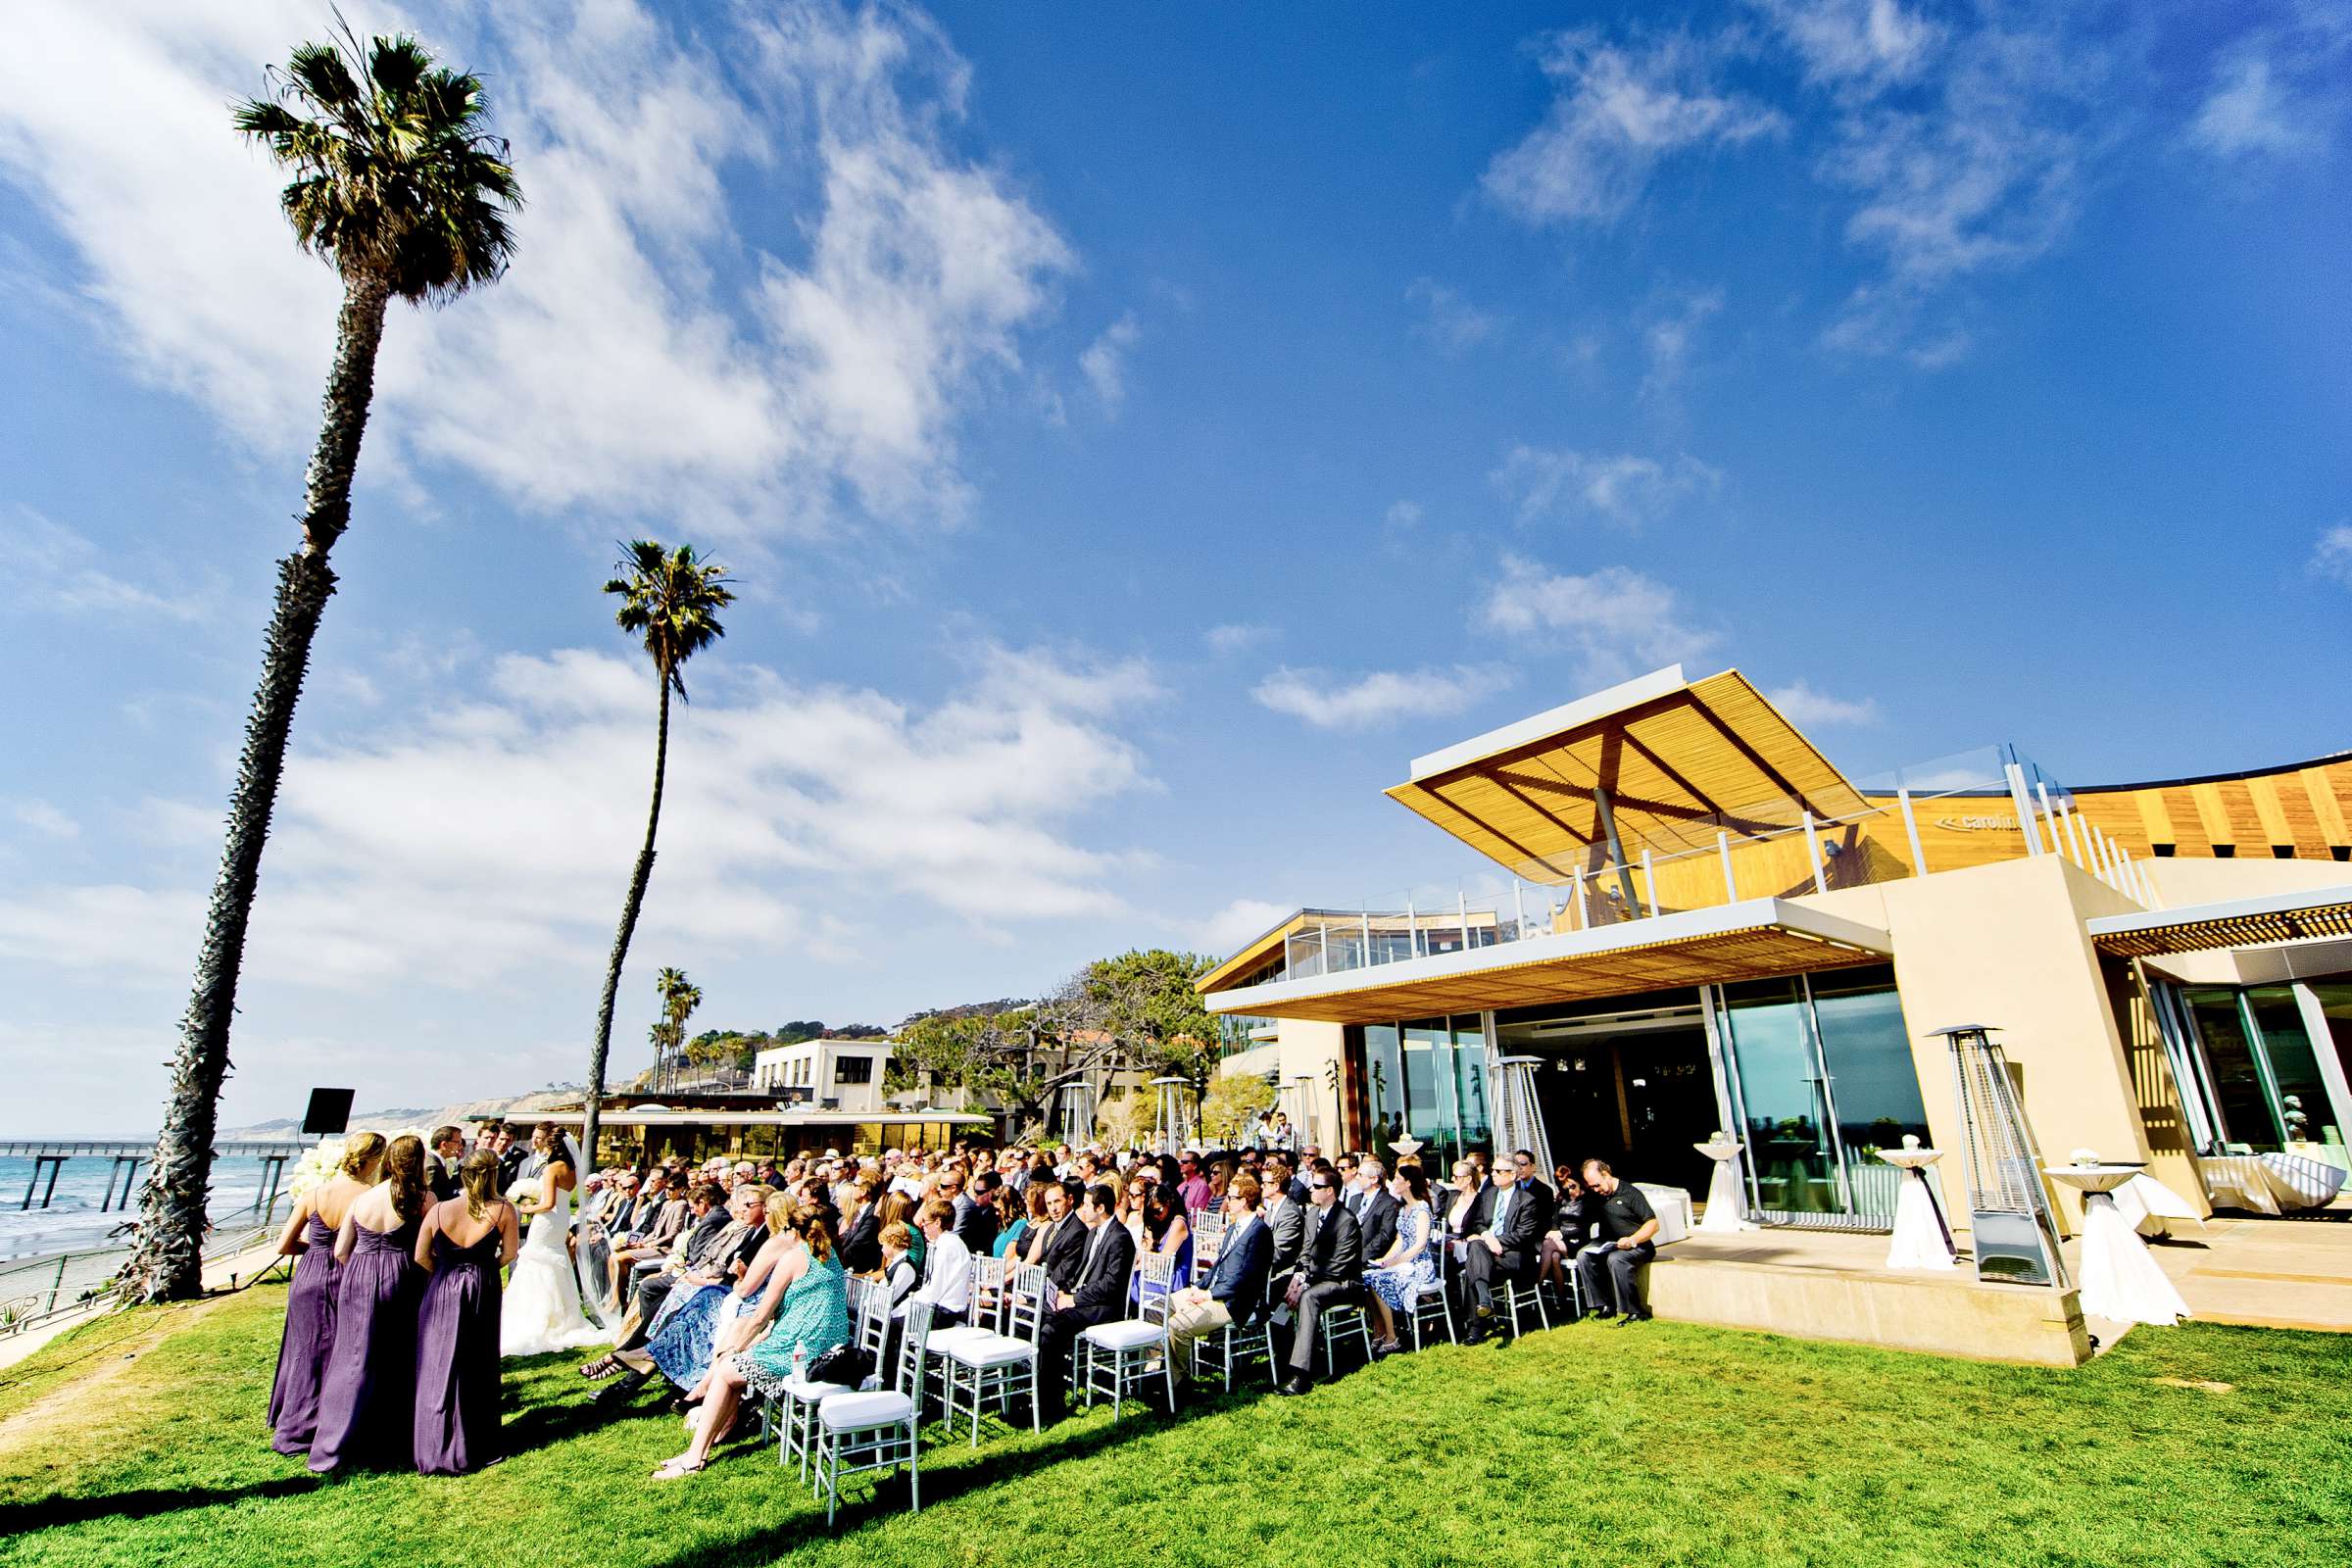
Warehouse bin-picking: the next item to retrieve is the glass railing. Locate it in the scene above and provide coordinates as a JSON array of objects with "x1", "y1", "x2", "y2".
[{"x1": 1227, "y1": 743, "x2": 2154, "y2": 992}]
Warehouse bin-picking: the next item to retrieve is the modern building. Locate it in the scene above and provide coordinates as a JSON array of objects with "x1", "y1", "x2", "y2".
[
  {"x1": 751, "y1": 1037, "x2": 893, "y2": 1113},
  {"x1": 1200, "y1": 665, "x2": 2352, "y2": 1239}
]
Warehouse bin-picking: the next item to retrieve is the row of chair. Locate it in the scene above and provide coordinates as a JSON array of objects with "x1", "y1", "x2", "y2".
[{"x1": 757, "y1": 1218, "x2": 1587, "y2": 1518}]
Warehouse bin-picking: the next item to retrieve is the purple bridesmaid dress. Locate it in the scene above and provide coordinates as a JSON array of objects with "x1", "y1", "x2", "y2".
[
  {"x1": 307, "y1": 1217, "x2": 421, "y2": 1473},
  {"x1": 413, "y1": 1225, "x2": 504, "y2": 1475},
  {"x1": 267, "y1": 1214, "x2": 341, "y2": 1455}
]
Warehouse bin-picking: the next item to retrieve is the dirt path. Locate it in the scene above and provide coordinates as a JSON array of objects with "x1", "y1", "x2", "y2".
[{"x1": 0, "y1": 1293, "x2": 235, "y2": 1458}]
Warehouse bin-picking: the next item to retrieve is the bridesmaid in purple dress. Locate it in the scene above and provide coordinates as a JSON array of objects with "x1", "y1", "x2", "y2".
[
  {"x1": 267, "y1": 1132, "x2": 386, "y2": 1456},
  {"x1": 413, "y1": 1150, "x2": 519, "y2": 1475},
  {"x1": 308, "y1": 1135, "x2": 428, "y2": 1473}
]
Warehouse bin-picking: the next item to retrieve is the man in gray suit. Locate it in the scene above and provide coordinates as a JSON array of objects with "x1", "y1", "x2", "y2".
[{"x1": 1261, "y1": 1161, "x2": 1308, "y2": 1304}]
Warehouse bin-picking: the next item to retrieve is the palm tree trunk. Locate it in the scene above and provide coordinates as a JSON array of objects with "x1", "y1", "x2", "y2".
[
  {"x1": 585, "y1": 677, "x2": 671, "y2": 1174},
  {"x1": 120, "y1": 270, "x2": 390, "y2": 1305}
]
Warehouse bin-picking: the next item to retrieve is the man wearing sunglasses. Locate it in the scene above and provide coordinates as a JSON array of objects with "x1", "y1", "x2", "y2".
[{"x1": 1275, "y1": 1162, "x2": 1363, "y2": 1396}]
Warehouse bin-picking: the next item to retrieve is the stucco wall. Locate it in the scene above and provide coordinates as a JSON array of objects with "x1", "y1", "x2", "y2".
[{"x1": 1218, "y1": 1020, "x2": 1346, "y2": 1149}]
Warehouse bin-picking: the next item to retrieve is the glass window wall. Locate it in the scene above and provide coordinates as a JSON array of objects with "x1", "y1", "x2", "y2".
[
  {"x1": 2245, "y1": 987, "x2": 2328, "y2": 1146},
  {"x1": 2183, "y1": 988, "x2": 2279, "y2": 1148},
  {"x1": 1715, "y1": 964, "x2": 1924, "y2": 1226},
  {"x1": 1359, "y1": 1015, "x2": 1492, "y2": 1171}
]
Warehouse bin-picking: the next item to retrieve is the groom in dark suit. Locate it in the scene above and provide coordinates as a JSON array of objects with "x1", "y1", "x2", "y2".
[{"x1": 1038, "y1": 1183, "x2": 1134, "y2": 1420}]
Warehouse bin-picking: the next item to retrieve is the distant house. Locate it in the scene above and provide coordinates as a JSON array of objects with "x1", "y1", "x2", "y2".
[{"x1": 753, "y1": 1038, "x2": 892, "y2": 1113}]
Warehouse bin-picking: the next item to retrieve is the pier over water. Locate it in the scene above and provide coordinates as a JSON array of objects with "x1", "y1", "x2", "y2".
[{"x1": 0, "y1": 1140, "x2": 309, "y2": 1214}]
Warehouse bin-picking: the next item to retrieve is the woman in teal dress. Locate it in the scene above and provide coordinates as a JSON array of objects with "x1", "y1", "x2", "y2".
[{"x1": 655, "y1": 1200, "x2": 849, "y2": 1479}]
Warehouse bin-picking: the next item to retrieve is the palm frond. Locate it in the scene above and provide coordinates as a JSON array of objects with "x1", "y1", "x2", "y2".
[
  {"x1": 603, "y1": 541, "x2": 736, "y2": 701},
  {"x1": 234, "y1": 15, "x2": 521, "y2": 303}
]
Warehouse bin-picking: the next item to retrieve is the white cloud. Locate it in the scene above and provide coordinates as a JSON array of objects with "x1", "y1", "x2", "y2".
[
  {"x1": 1251, "y1": 665, "x2": 1517, "y2": 731},
  {"x1": 2313, "y1": 522, "x2": 2352, "y2": 588},
  {"x1": 1182, "y1": 898, "x2": 1293, "y2": 957},
  {"x1": 1079, "y1": 312, "x2": 1142, "y2": 413},
  {"x1": 1204, "y1": 623, "x2": 1275, "y2": 657},
  {"x1": 1384, "y1": 500, "x2": 1424, "y2": 530},
  {"x1": 1483, "y1": 28, "x2": 1785, "y2": 225},
  {"x1": 1478, "y1": 555, "x2": 1720, "y2": 685},
  {"x1": 1764, "y1": 679, "x2": 1881, "y2": 727},
  {"x1": 1405, "y1": 278, "x2": 1498, "y2": 351},
  {"x1": 1748, "y1": 0, "x2": 1940, "y2": 91},
  {"x1": 1641, "y1": 286, "x2": 1726, "y2": 400},
  {"x1": 6, "y1": 800, "x2": 79, "y2": 840},
  {"x1": 2189, "y1": 46, "x2": 2331, "y2": 160},
  {"x1": 1491, "y1": 446, "x2": 1722, "y2": 529},
  {"x1": 0, "y1": 641, "x2": 1162, "y2": 990},
  {"x1": 0, "y1": 1, "x2": 1071, "y2": 538},
  {"x1": 0, "y1": 508, "x2": 213, "y2": 621}
]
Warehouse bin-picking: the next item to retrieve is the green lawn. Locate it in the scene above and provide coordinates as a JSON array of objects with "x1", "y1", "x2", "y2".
[{"x1": 1, "y1": 1281, "x2": 2346, "y2": 1568}]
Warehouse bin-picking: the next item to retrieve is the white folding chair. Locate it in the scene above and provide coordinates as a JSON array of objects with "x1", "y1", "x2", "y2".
[
  {"x1": 1314, "y1": 1289, "x2": 1374, "y2": 1373},
  {"x1": 812, "y1": 1298, "x2": 925, "y2": 1524},
  {"x1": 1407, "y1": 1245, "x2": 1454, "y2": 1349},
  {"x1": 1079, "y1": 1250, "x2": 1176, "y2": 1418},
  {"x1": 776, "y1": 1276, "x2": 865, "y2": 1481},
  {"x1": 937, "y1": 1261, "x2": 1046, "y2": 1445},
  {"x1": 968, "y1": 1253, "x2": 1010, "y2": 1332},
  {"x1": 1189, "y1": 1307, "x2": 1277, "y2": 1393}
]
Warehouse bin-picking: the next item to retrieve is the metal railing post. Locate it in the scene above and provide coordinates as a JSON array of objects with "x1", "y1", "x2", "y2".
[
  {"x1": 1802, "y1": 811, "x2": 1827, "y2": 895},
  {"x1": 1717, "y1": 830, "x2": 1737, "y2": 903},
  {"x1": 1898, "y1": 786, "x2": 1927, "y2": 876}
]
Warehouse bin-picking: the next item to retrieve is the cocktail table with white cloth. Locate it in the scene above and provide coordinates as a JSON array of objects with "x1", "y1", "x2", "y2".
[
  {"x1": 2044, "y1": 1159, "x2": 2191, "y2": 1327},
  {"x1": 2198, "y1": 1152, "x2": 2347, "y2": 1215},
  {"x1": 1693, "y1": 1138, "x2": 1757, "y2": 1233},
  {"x1": 1877, "y1": 1138, "x2": 1956, "y2": 1271}
]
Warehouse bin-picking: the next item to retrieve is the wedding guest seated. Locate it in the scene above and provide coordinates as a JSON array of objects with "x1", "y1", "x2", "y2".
[
  {"x1": 837, "y1": 1175, "x2": 885, "y2": 1274},
  {"x1": 1349, "y1": 1157, "x2": 1399, "y2": 1265},
  {"x1": 582, "y1": 1185, "x2": 753, "y2": 1380},
  {"x1": 1026, "y1": 1180, "x2": 1087, "y2": 1292},
  {"x1": 1261, "y1": 1162, "x2": 1307, "y2": 1306},
  {"x1": 1275, "y1": 1165, "x2": 1362, "y2": 1396},
  {"x1": 1038, "y1": 1183, "x2": 1135, "y2": 1420},
  {"x1": 1574, "y1": 1159, "x2": 1660, "y2": 1325},
  {"x1": 1363, "y1": 1164, "x2": 1435, "y2": 1356},
  {"x1": 655, "y1": 1199, "x2": 849, "y2": 1478},
  {"x1": 1165, "y1": 1175, "x2": 1270, "y2": 1385},
  {"x1": 1458, "y1": 1156, "x2": 1540, "y2": 1345},
  {"x1": 874, "y1": 1221, "x2": 919, "y2": 1306},
  {"x1": 991, "y1": 1179, "x2": 1036, "y2": 1259},
  {"x1": 1129, "y1": 1181, "x2": 1192, "y2": 1304},
  {"x1": 606, "y1": 1171, "x2": 688, "y2": 1304},
  {"x1": 1538, "y1": 1171, "x2": 1595, "y2": 1292},
  {"x1": 956, "y1": 1170, "x2": 1003, "y2": 1256}
]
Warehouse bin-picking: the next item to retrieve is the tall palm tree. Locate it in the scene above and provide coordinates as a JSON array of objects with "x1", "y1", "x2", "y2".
[
  {"x1": 652, "y1": 965, "x2": 689, "y2": 1091},
  {"x1": 122, "y1": 24, "x2": 520, "y2": 1303},
  {"x1": 583, "y1": 544, "x2": 734, "y2": 1168}
]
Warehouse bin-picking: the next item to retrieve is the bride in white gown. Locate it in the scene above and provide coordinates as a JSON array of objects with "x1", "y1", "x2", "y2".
[{"x1": 500, "y1": 1123, "x2": 609, "y2": 1357}]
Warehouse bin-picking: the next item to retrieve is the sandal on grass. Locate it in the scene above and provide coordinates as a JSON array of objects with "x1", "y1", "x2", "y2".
[{"x1": 651, "y1": 1458, "x2": 704, "y2": 1481}]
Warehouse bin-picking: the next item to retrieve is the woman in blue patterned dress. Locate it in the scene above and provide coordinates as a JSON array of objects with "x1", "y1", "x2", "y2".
[
  {"x1": 654, "y1": 1198, "x2": 849, "y2": 1479},
  {"x1": 639, "y1": 1186, "x2": 772, "y2": 1391},
  {"x1": 1364, "y1": 1165, "x2": 1435, "y2": 1356}
]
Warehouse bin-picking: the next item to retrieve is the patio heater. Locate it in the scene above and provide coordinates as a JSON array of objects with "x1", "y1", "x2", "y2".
[
  {"x1": 1931, "y1": 1024, "x2": 2069, "y2": 1289},
  {"x1": 1290, "y1": 1073, "x2": 1317, "y2": 1150},
  {"x1": 1493, "y1": 1055, "x2": 1554, "y2": 1179},
  {"x1": 1151, "y1": 1076, "x2": 1194, "y2": 1154}
]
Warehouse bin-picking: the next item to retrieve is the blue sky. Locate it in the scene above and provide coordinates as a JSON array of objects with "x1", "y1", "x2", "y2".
[{"x1": 1, "y1": 0, "x2": 2347, "y2": 1135}]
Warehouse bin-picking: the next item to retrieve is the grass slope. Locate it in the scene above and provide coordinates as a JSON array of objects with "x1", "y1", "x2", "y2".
[{"x1": 1, "y1": 1282, "x2": 2347, "y2": 1568}]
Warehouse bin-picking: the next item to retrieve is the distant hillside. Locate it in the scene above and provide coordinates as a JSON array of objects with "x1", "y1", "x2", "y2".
[{"x1": 223, "y1": 1088, "x2": 576, "y2": 1140}]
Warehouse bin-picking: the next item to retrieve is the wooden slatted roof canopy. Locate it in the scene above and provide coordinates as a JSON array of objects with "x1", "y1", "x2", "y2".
[
  {"x1": 2088, "y1": 887, "x2": 2352, "y2": 957},
  {"x1": 1385, "y1": 665, "x2": 1871, "y2": 886},
  {"x1": 1201, "y1": 903, "x2": 1892, "y2": 1024}
]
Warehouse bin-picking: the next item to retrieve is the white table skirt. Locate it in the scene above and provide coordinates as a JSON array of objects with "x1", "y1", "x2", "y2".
[
  {"x1": 2076, "y1": 1191, "x2": 2191, "y2": 1326},
  {"x1": 1885, "y1": 1168, "x2": 1956, "y2": 1270}
]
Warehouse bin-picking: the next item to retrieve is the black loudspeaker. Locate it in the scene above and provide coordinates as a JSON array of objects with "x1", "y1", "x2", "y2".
[{"x1": 302, "y1": 1088, "x2": 356, "y2": 1136}]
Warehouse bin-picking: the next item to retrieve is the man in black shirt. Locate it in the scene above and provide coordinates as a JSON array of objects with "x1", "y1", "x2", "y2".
[{"x1": 1575, "y1": 1158, "x2": 1660, "y2": 1324}]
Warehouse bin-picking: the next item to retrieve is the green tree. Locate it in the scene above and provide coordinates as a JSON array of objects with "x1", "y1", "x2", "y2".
[
  {"x1": 122, "y1": 24, "x2": 520, "y2": 1303},
  {"x1": 1081, "y1": 948, "x2": 1223, "y2": 1090},
  {"x1": 1200, "y1": 1069, "x2": 1278, "y2": 1147},
  {"x1": 582, "y1": 544, "x2": 734, "y2": 1169}
]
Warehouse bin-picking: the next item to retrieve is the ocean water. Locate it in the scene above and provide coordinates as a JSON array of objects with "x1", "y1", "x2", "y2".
[{"x1": 0, "y1": 1152, "x2": 284, "y2": 1262}]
